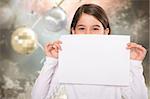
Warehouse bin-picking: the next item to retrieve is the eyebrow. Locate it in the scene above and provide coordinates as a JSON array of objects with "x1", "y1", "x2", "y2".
[
  {"x1": 77, "y1": 24, "x2": 101, "y2": 27},
  {"x1": 92, "y1": 25, "x2": 101, "y2": 27},
  {"x1": 76, "y1": 24, "x2": 85, "y2": 27}
]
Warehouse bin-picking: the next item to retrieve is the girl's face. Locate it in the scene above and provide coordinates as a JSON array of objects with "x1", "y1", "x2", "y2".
[{"x1": 72, "y1": 13, "x2": 109, "y2": 35}]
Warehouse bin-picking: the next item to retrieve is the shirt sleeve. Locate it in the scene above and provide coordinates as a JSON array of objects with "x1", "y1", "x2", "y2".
[
  {"x1": 31, "y1": 57, "x2": 58, "y2": 99},
  {"x1": 121, "y1": 60, "x2": 148, "y2": 99}
]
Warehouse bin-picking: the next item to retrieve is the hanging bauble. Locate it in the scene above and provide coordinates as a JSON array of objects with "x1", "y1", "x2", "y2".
[
  {"x1": 11, "y1": 27, "x2": 38, "y2": 55},
  {"x1": 42, "y1": 7, "x2": 67, "y2": 32}
]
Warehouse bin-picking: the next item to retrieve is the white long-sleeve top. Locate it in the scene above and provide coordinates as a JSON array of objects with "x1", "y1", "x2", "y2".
[{"x1": 31, "y1": 57, "x2": 148, "y2": 99}]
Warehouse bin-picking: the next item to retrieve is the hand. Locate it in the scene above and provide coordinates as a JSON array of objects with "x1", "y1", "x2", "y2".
[
  {"x1": 44, "y1": 40, "x2": 62, "y2": 58},
  {"x1": 127, "y1": 42, "x2": 147, "y2": 61}
]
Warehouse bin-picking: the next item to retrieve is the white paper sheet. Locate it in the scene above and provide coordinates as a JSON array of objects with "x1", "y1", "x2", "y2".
[{"x1": 57, "y1": 35, "x2": 130, "y2": 86}]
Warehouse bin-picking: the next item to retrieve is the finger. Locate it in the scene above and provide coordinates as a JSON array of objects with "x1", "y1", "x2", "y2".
[
  {"x1": 53, "y1": 43, "x2": 62, "y2": 50},
  {"x1": 127, "y1": 42, "x2": 139, "y2": 47},
  {"x1": 128, "y1": 43, "x2": 147, "y2": 55},
  {"x1": 45, "y1": 42, "x2": 52, "y2": 49},
  {"x1": 131, "y1": 44, "x2": 145, "y2": 52},
  {"x1": 127, "y1": 42, "x2": 142, "y2": 49},
  {"x1": 53, "y1": 40, "x2": 62, "y2": 50},
  {"x1": 44, "y1": 42, "x2": 53, "y2": 56},
  {"x1": 137, "y1": 45, "x2": 147, "y2": 52},
  {"x1": 46, "y1": 41, "x2": 60, "y2": 51},
  {"x1": 54, "y1": 40, "x2": 62, "y2": 44},
  {"x1": 52, "y1": 44, "x2": 58, "y2": 51},
  {"x1": 44, "y1": 42, "x2": 52, "y2": 52},
  {"x1": 50, "y1": 49, "x2": 58, "y2": 58}
]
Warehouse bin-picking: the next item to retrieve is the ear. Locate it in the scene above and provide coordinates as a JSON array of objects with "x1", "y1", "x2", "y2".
[
  {"x1": 71, "y1": 27, "x2": 75, "y2": 34},
  {"x1": 104, "y1": 28, "x2": 110, "y2": 35}
]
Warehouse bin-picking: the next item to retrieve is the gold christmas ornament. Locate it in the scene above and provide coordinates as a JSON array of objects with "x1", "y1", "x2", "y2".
[{"x1": 11, "y1": 27, "x2": 38, "y2": 55}]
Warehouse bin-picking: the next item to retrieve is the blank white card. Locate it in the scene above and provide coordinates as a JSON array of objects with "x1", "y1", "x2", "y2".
[{"x1": 57, "y1": 35, "x2": 130, "y2": 86}]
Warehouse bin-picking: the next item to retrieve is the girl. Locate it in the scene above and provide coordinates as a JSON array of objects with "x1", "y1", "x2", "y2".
[{"x1": 32, "y1": 4, "x2": 148, "y2": 99}]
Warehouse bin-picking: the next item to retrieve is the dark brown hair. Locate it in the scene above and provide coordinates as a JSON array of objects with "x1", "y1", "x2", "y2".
[{"x1": 70, "y1": 4, "x2": 111, "y2": 34}]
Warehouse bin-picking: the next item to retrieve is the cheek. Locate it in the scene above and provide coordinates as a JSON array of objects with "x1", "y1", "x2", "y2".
[
  {"x1": 98, "y1": 30, "x2": 105, "y2": 34},
  {"x1": 74, "y1": 29, "x2": 86, "y2": 34},
  {"x1": 91, "y1": 30, "x2": 105, "y2": 35}
]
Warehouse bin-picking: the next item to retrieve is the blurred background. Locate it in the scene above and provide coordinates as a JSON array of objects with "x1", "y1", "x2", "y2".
[{"x1": 0, "y1": 0, "x2": 149, "y2": 99}]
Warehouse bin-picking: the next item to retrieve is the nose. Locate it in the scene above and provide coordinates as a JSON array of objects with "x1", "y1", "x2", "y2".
[{"x1": 85, "y1": 29, "x2": 91, "y2": 34}]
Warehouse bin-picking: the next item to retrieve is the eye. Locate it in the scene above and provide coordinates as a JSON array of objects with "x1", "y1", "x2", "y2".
[
  {"x1": 78, "y1": 28, "x2": 85, "y2": 30},
  {"x1": 93, "y1": 28, "x2": 100, "y2": 30}
]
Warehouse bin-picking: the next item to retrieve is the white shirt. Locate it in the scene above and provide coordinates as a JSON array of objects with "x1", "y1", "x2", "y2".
[{"x1": 31, "y1": 57, "x2": 148, "y2": 99}]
